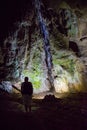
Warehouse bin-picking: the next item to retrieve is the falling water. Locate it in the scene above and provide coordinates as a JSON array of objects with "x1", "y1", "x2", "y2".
[{"x1": 34, "y1": 0, "x2": 54, "y2": 92}]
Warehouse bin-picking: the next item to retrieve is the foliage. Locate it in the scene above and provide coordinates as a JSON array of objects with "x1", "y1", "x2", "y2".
[
  {"x1": 53, "y1": 55, "x2": 75, "y2": 75},
  {"x1": 23, "y1": 66, "x2": 42, "y2": 89}
]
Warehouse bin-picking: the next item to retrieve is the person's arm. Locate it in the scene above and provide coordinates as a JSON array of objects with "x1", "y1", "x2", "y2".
[
  {"x1": 31, "y1": 83, "x2": 33, "y2": 95},
  {"x1": 21, "y1": 83, "x2": 24, "y2": 94}
]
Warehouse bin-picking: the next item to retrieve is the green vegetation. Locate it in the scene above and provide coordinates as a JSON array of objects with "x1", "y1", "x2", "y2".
[
  {"x1": 53, "y1": 55, "x2": 75, "y2": 75},
  {"x1": 23, "y1": 66, "x2": 42, "y2": 89}
]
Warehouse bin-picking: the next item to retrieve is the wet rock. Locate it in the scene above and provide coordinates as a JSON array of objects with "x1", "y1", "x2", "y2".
[
  {"x1": 42, "y1": 94, "x2": 56, "y2": 102},
  {"x1": 0, "y1": 81, "x2": 12, "y2": 93},
  {"x1": 58, "y1": 8, "x2": 78, "y2": 37}
]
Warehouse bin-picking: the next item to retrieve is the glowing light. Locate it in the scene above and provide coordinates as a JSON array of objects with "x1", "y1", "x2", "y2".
[{"x1": 54, "y1": 79, "x2": 69, "y2": 93}]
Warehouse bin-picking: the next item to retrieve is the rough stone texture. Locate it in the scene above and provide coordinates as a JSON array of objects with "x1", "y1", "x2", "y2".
[{"x1": 0, "y1": 0, "x2": 87, "y2": 93}]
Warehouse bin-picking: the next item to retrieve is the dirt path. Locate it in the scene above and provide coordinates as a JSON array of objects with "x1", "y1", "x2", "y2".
[{"x1": 0, "y1": 91, "x2": 87, "y2": 130}]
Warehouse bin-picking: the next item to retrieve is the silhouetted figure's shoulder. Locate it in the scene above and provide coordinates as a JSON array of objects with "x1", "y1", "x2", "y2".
[{"x1": 28, "y1": 82, "x2": 33, "y2": 86}]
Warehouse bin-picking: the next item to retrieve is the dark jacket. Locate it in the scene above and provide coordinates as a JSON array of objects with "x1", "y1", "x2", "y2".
[{"x1": 21, "y1": 82, "x2": 33, "y2": 95}]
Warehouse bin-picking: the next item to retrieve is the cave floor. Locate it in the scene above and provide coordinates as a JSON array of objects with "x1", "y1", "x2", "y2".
[{"x1": 0, "y1": 91, "x2": 87, "y2": 130}]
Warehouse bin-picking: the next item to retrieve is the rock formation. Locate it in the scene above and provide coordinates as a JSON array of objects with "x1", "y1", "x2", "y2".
[{"x1": 0, "y1": 0, "x2": 87, "y2": 93}]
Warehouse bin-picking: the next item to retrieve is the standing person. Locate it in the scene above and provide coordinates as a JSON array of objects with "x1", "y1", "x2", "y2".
[{"x1": 21, "y1": 77, "x2": 33, "y2": 112}]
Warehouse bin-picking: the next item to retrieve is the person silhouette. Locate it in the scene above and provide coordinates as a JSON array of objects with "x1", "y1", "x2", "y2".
[{"x1": 21, "y1": 77, "x2": 33, "y2": 112}]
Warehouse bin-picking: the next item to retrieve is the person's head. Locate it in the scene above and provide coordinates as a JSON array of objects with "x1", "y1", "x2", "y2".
[{"x1": 24, "y1": 77, "x2": 29, "y2": 82}]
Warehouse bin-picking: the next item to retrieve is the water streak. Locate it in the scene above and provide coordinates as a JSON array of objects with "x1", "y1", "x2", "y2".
[{"x1": 34, "y1": 0, "x2": 54, "y2": 91}]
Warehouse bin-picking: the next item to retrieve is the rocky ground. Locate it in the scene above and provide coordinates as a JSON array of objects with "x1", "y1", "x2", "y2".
[{"x1": 0, "y1": 89, "x2": 87, "y2": 130}]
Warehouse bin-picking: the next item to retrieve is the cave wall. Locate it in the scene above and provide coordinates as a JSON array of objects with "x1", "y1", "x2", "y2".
[{"x1": 0, "y1": 0, "x2": 87, "y2": 93}]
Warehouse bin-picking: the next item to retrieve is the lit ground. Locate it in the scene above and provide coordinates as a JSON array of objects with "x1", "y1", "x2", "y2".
[{"x1": 0, "y1": 89, "x2": 87, "y2": 130}]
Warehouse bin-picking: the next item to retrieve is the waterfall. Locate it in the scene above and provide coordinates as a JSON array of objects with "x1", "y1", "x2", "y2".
[{"x1": 34, "y1": 0, "x2": 54, "y2": 92}]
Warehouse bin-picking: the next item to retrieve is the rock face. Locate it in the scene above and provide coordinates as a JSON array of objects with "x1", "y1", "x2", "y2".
[
  {"x1": 58, "y1": 8, "x2": 78, "y2": 37},
  {"x1": 0, "y1": 0, "x2": 87, "y2": 93},
  {"x1": 69, "y1": 41, "x2": 80, "y2": 56}
]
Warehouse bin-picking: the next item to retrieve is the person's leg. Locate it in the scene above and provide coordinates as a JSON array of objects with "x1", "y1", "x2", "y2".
[
  {"x1": 23, "y1": 95, "x2": 29, "y2": 112},
  {"x1": 29, "y1": 96, "x2": 32, "y2": 112}
]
